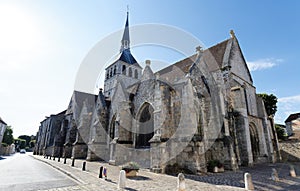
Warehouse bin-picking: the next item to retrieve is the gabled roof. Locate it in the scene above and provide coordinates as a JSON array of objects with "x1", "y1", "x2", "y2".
[
  {"x1": 66, "y1": 91, "x2": 97, "y2": 124},
  {"x1": 285, "y1": 112, "x2": 300, "y2": 123},
  {"x1": 0, "y1": 117, "x2": 7, "y2": 125},
  {"x1": 206, "y1": 38, "x2": 231, "y2": 69}
]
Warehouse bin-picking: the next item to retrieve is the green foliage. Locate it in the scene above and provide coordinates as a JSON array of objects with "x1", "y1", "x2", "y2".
[
  {"x1": 29, "y1": 140, "x2": 36, "y2": 148},
  {"x1": 258, "y1": 93, "x2": 278, "y2": 116},
  {"x1": 275, "y1": 124, "x2": 288, "y2": 140},
  {"x1": 1, "y1": 142, "x2": 8, "y2": 147},
  {"x1": 2, "y1": 126, "x2": 14, "y2": 145},
  {"x1": 122, "y1": 162, "x2": 140, "y2": 171},
  {"x1": 207, "y1": 159, "x2": 223, "y2": 172},
  {"x1": 15, "y1": 138, "x2": 26, "y2": 149},
  {"x1": 18, "y1": 135, "x2": 31, "y2": 147}
]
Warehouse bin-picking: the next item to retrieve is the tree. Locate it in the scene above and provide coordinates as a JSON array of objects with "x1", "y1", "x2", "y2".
[
  {"x1": 275, "y1": 124, "x2": 288, "y2": 140},
  {"x1": 14, "y1": 138, "x2": 26, "y2": 150},
  {"x1": 18, "y1": 135, "x2": 31, "y2": 147},
  {"x1": 2, "y1": 126, "x2": 14, "y2": 145},
  {"x1": 258, "y1": 93, "x2": 278, "y2": 116}
]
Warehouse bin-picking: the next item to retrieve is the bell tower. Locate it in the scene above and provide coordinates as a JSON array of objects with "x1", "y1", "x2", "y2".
[{"x1": 103, "y1": 11, "x2": 142, "y2": 98}]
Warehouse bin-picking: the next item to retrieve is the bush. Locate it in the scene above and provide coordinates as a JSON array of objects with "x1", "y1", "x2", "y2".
[
  {"x1": 122, "y1": 162, "x2": 140, "y2": 172},
  {"x1": 1, "y1": 143, "x2": 8, "y2": 147},
  {"x1": 275, "y1": 125, "x2": 288, "y2": 140},
  {"x1": 207, "y1": 160, "x2": 223, "y2": 172}
]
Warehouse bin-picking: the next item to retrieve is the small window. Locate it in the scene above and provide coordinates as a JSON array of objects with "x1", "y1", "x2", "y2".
[
  {"x1": 134, "y1": 69, "x2": 138, "y2": 79},
  {"x1": 113, "y1": 65, "x2": 116, "y2": 75},
  {"x1": 129, "y1": 68, "x2": 132, "y2": 77},
  {"x1": 122, "y1": 65, "x2": 126, "y2": 75}
]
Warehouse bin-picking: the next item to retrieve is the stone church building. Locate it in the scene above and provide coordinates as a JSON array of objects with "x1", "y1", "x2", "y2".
[{"x1": 34, "y1": 13, "x2": 280, "y2": 174}]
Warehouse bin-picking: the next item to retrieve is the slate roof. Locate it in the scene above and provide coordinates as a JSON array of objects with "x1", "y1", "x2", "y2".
[
  {"x1": 119, "y1": 49, "x2": 137, "y2": 64},
  {"x1": 285, "y1": 113, "x2": 300, "y2": 123}
]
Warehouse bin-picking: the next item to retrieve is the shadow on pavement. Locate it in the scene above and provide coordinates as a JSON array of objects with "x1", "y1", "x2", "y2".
[
  {"x1": 0, "y1": 156, "x2": 7, "y2": 160},
  {"x1": 127, "y1": 175, "x2": 152, "y2": 181}
]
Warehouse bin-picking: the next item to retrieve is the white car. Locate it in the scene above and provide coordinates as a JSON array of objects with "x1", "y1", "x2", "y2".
[{"x1": 20, "y1": 149, "x2": 26, "y2": 154}]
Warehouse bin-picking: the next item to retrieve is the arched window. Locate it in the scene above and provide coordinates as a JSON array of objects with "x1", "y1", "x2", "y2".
[
  {"x1": 136, "y1": 103, "x2": 154, "y2": 148},
  {"x1": 134, "y1": 69, "x2": 138, "y2": 79},
  {"x1": 122, "y1": 65, "x2": 126, "y2": 75},
  {"x1": 129, "y1": 68, "x2": 132, "y2": 77},
  {"x1": 106, "y1": 71, "x2": 109, "y2": 79},
  {"x1": 113, "y1": 65, "x2": 116, "y2": 75},
  {"x1": 109, "y1": 69, "x2": 112, "y2": 77},
  {"x1": 110, "y1": 115, "x2": 116, "y2": 139}
]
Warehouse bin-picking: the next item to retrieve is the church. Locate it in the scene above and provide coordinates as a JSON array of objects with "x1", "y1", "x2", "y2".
[{"x1": 34, "y1": 12, "x2": 280, "y2": 174}]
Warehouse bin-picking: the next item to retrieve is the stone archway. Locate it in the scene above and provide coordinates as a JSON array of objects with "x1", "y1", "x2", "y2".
[
  {"x1": 249, "y1": 123, "x2": 260, "y2": 162},
  {"x1": 135, "y1": 103, "x2": 154, "y2": 148}
]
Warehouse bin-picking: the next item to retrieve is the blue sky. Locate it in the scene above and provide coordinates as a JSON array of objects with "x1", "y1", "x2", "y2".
[{"x1": 0, "y1": 0, "x2": 299, "y2": 136}]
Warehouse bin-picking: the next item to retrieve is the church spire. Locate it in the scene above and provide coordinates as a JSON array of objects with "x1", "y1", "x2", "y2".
[{"x1": 120, "y1": 11, "x2": 130, "y2": 53}]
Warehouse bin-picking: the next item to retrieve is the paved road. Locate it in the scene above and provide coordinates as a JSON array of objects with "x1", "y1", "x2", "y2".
[{"x1": 0, "y1": 153, "x2": 77, "y2": 191}]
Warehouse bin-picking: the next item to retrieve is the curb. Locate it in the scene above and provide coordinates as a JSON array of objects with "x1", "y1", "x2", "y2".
[{"x1": 30, "y1": 155, "x2": 85, "y2": 185}]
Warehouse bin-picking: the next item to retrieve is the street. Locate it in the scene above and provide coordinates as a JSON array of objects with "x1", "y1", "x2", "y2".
[{"x1": 0, "y1": 153, "x2": 77, "y2": 191}]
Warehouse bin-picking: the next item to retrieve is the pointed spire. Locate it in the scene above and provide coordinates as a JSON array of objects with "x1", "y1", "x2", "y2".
[{"x1": 120, "y1": 10, "x2": 130, "y2": 52}]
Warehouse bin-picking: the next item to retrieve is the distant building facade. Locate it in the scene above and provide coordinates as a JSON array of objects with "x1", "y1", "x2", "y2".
[
  {"x1": 285, "y1": 112, "x2": 300, "y2": 136},
  {"x1": 0, "y1": 117, "x2": 7, "y2": 144},
  {"x1": 0, "y1": 117, "x2": 7, "y2": 155},
  {"x1": 34, "y1": 13, "x2": 280, "y2": 173}
]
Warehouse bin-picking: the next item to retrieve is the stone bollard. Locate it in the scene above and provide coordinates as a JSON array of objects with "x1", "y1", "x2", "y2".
[
  {"x1": 99, "y1": 166, "x2": 103, "y2": 178},
  {"x1": 244, "y1": 172, "x2": 254, "y2": 190},
  {"x1": 71, "y1": 158, "x2": 75, "y2": 167},
  {"x1": 271, "y1": 168, "x2": 279, "y2": 181},
  {"x1": 58, "y1": 157, "x2": 60, "y2": 162},
  {"x1": 64, "y1": 157, "x2": 67, "y2": 164},
  {"x1": 103, "y1": 167, "x2": 107, "y2": 180},
  {"x1": 290, "y1": 165, "x2": 296, "y2": 177},
  {"x1": 177, "y1": 173, "x2": 186, "y2": 191},
  {"x1": 82, "y1": 161, "x2": 86, "y2": 171},
  {"x1": 118, "y1": 170, "x2": 126, "y2": 189}
]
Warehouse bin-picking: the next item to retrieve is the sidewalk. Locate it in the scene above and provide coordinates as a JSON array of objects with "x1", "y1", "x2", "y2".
[{"x1": 31, "y1": 155, "x2": 244, "y2": 191}]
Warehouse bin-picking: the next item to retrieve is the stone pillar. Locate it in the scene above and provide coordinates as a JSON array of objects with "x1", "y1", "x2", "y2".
[
  {"x1": 118, "y1": 170, "x2": 126, "y2": 189},
  {"x1": 150, "y1": 135, "x2": 162, "y2": 173},
  {"x1": 244, "y1": 173, "x2": 254, "y2": 190},
  {"x1": 177, "y1": 173, "x2": 186, "y2": 191}
]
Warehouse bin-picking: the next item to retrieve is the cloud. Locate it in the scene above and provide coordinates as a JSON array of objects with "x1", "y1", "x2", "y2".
[
  {"x1": 275, "y1": 94, "x2": 300, "y2": 124},
  {"x1": 278, "y1": 94, "x2": 300, "y2": 103},
  {"x1": 247, "y1": 58, "x2": 282, "y2": 71}
]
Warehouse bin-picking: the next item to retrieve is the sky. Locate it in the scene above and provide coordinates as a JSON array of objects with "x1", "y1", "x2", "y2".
[{"x1": 0, "y1": 0, "x2": 299, "y2": 137}]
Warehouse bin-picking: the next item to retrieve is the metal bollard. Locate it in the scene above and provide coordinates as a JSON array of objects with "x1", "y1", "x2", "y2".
[
  {"x1": 49, "y1": 156, "x2": 52, "y2": 160},
  {"x1": 71, "y1": 158, "x2": 75, "y2": 167},
  {"x1": 53, "y1": 157, "x2": 55, "y2": 161},
  {"x1": 99, "y1": 166, "x2": 103, "y2": 178},
  {"x1": 82, "y1": 161, "x2": 86, "y2": 171},
  {"x1": 64, "y1": 157, "x2": 67, "y2": 164},
  {"x1": 58, "y1": 157, "x2": 60, "y2": 162}
]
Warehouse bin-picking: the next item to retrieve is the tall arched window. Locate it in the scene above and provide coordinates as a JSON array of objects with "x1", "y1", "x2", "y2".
[
  {"x1": 136, "y1": 103, "x2": 154, "y2": 148},
  {"x1": 129, "y1": 68, "x2": 132, "y2": 77},
  {"x1": 113, "y1": 65, "x2": 116, "y2": 75},
  {"x1": 134, "y1": 69, "x2": 138, "y2": 79},
  {"x1": 122, "y1": 65, "x2": 126, "y2": 75}
]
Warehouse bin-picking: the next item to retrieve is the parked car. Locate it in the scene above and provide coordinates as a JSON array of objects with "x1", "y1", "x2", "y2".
[{"x1": 20, "y1": 149, "x2": 26, "y2": 154}]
